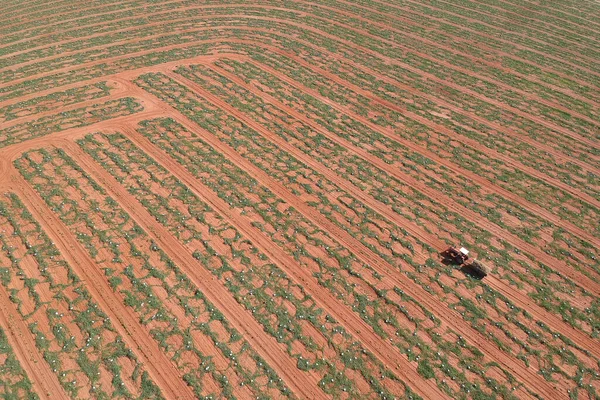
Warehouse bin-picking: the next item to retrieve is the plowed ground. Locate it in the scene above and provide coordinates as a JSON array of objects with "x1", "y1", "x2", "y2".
[{"x1": 0, "y1": 0, "x2": 598, "y2": 398}]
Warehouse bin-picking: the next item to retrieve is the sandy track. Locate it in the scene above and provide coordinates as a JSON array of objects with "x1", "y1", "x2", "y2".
[
  {"x1": 6, "y1": 2, "x2": 597, "y2": 122},
  {"x1": 10, "y1": 173, "x2": 196, "y2": 400},
  {"x1": 0, "y1": 286, "x2": 67, "y2": 399},
  {"x1": 59, "y1": 141, "x2": 336, "y2": 400},
  {"x1": 143, "y1": 72, "x2": 565, "y2": 398},
  {"x1": 204, "y1": 62, "x2": 600, "y2": 290},
  {"x1": 414, "y1": 0, "x2": 600, "y2": 41},
  {"x1": 240, "y1": 55, "x2": 600, "y2": 244},
  {"x1": 171, "y1": 69, "x2": 600, "y2": 358}
]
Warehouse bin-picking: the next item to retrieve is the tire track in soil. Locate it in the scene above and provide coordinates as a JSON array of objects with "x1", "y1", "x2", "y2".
[
  {"x1": 166, "y1": 71, "x2": 600, "y2": 360},
  {"x1": 60, "y1": 141, "x2": 328, "y2": 400},
  {"x1": 197, "y1": 64, "x2": 600, "y2": 291},
  {"x1": 139, "y1": 74, "x2": 564, "y2": 398},
  {"x1": 10, "y1": 173, "x2": 197, "y2": 400},
  {"x1": 0, "y1": 285, "x2": 67, "y2": 399},
  {"x1": 111, "y1": 121, "x2": 450, "y2": 400},
  {"x1": 238, "y1": 55, "x2": 600, "y2": 245},
  {"x1": 5, "y1": 2, "x2": 597, "y2": 124}
]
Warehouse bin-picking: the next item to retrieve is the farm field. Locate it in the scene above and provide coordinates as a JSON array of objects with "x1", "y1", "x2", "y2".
[{"x1": 0, "y1": 0, "x2": 598, "y2": 398}]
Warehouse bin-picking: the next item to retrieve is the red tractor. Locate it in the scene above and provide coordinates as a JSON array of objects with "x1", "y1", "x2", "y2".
[
  {"x1": 441, "y1": 246, "x2": 470, "y2": 265},
  {"x1": 441, "y1": 246, "x2": 490, "y2": 278}
]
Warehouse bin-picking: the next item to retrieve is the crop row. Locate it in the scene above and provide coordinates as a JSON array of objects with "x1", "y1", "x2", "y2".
[
  {"x1": 252, "y1": 9, "x2": 600, "y2": 150},
  {"x1": 176, "y1": 62, "x2": 600, "y2": 331},
  {"x1": 76, "y1": 128, "x2": 417, "y2": 399},
  {"x1": 135, "y1": 73, "x2": 600, "y2": 397},
  {"x1": 256, "y1": 1, "x2": 600, "y2": 121},
  {"x1": 0, "y1": 0, "x2": 153, "y2": 38},
  {"x1": 0, "y1": 192, "x2": 163, "y2": 398},
  {"x1": 0, "y1": 81, "x2": 113, "y2": 123},
  {"x1": 363, "y1": 0, "x2": 600, "y2": 75},
  {"x1": 0, "y1": 327, "x2": 38, "y2": 399},
  {"x1": 406, "y1": 0, "x2": 600, "y2": 48},
  {"x1": 0, "y1": 0, "x2": 198, "y2": 47},
  {"x1": 15, "y1": 148, "x2": 293, "y2": 398},
  {"x1": 0, "y1": 97, "x2": 143, "y2": 149},
  {"x1": 211, "y1": 56, "x2": 600, "y2": 272}
]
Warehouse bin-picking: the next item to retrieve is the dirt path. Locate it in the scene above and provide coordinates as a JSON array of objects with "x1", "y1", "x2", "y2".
[
  {"x1": 2, "y1": 29, "x2": 596, "y2": 216},
  {"x1": 0, "y1": 0, "x2": 142, "y2": 35},
  {"x1": 240, "y1": 55, "x2": 600, "y2": 244},
  {"x1": 59, "y1": 141, "x2": 353, "y2": 400},
  {"x1": 10, "y1": 173, "x2": 196, "y2": 400},
  {"x1": 0, "y1": 286, "x2": 67, "y2": 399},
  {"x1": 0, "y1": 53, "x2": 239, "y2": 110},
  {"x1": 167, "y1": 70, "x2": 600, "y2": 357},
  {"x1": 201, "y1": 63, "x2": 600, "y2": 289}
]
